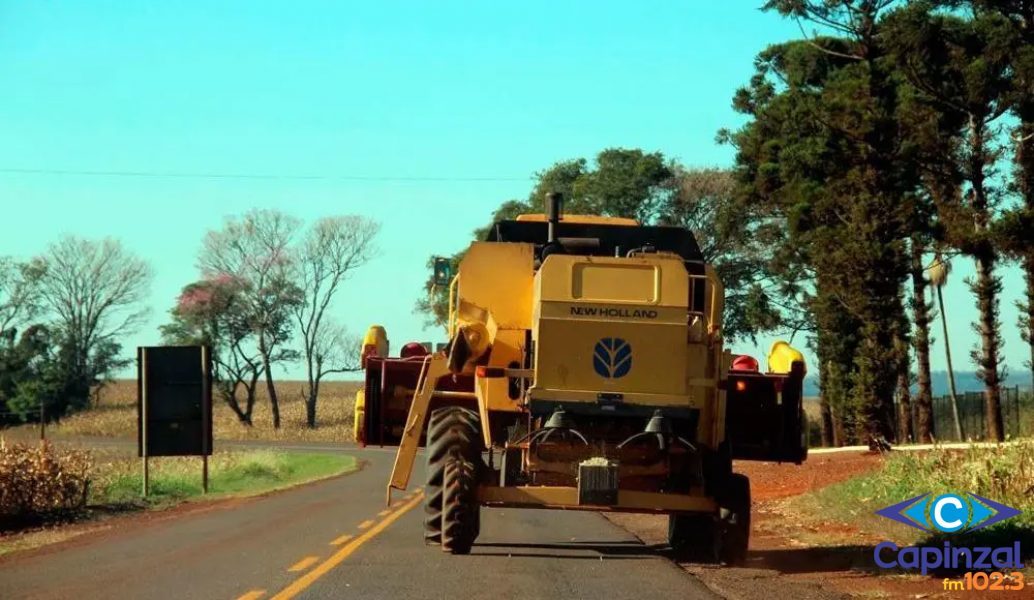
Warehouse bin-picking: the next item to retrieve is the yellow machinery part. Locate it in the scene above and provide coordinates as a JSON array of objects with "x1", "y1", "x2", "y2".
[
  {"x1": 387, "y1": 352, "x2": 450, "y2": 502},
  {"x1": 767, "y1": 340, "x2": 806, "y2": 374},
  {"x1": 352, "y1": 388, "x2": 365, "y2": 443},
  {"x1": 362, "y1": 325, "x2": 389, "y2": 358},
  {"x1": 514, "y1": 213, "x2": 639, "y2": 226}
]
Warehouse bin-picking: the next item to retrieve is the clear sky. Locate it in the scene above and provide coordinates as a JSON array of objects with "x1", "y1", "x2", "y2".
[{"x1": 0, "y1": 1, "x2": 1028, "y2": 383}]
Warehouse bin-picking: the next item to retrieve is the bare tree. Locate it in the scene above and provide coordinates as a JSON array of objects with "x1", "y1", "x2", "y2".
[
  {"x1": 200, "y1": 210, "x2": 301, "y2": 429},
  {"x1": 294, "y1": 216, "x2": 378, "y2": 427},
  {"x1": 35, "y1": 237, "x2": 152, "y2": 404}
]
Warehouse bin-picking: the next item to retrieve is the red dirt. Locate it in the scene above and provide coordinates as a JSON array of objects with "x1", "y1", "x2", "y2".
[{"x1": 607, "y1": 451, "x2": 1022, "y2": 599}]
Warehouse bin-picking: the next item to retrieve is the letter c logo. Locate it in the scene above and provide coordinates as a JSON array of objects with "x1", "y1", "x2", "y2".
[{"x1": 931, "y1": 494, "x2": 968, "y2": 532}]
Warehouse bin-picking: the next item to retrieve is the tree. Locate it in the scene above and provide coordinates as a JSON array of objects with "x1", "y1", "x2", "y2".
[
  {"x1": 661, "y1": 167, "x2": 791, "y2": 342},
  {"x1": 200, "y1": 210, "x2": 302, "y2": 429},
  {"x1": 416, "y1": 150, "x2": 790, "y2": 343},
  {"x1": 967, "y1": 0, "x2": 1034, "y2": 394},
  {"x1": 0, "y1": 257, "x2": 45, "y2": 337},
  {"x1": 35, "y1": 237, "x2": 151, "y2": 414},
  {"x1": 886, "y1": 4, "x2": 1016, "y2": 440},
  {"x1": 294, "y1": 216, "x2": 379, "y2": 427},
  {"x1": 928, "y1": 253, "x2": 964, "y2": 438},
  {"x1": 161, "y1": 275, "x2": 263, "y2": 425},
  {"x1": 0, "y1": 325, "x2": 55, "y2": 424},
  {"x1": 762, "y1": 0, "x2": 915, "y2": 444}
]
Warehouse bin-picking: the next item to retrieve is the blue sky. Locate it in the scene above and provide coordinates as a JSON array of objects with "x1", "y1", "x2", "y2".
[{"x1": 0, "y1": 1, "x2": 1028, "y2": 383}]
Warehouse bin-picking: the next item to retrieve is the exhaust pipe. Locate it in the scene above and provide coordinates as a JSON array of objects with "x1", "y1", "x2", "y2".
[{"x1": 545, "y1": 191, "x2": 563, "y2": 244}]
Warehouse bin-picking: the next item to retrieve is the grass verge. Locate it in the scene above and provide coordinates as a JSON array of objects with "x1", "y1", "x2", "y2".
[
  {"x1": 94, "y1": 450, "x2": 358, "y2": 506},
  {"x1": 789, "y1": 441, "x2": 1034, "y2": 571}
]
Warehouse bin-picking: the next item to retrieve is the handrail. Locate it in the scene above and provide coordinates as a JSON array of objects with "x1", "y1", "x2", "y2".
[{"x1": 447, "y1": 273, "x2": 460, "y2": 339}]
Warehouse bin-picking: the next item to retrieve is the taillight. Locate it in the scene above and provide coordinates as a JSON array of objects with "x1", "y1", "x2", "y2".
[
  {"x1": 476, "y1": 366, "x2": 506, "y2": 378},
  {"x1": 735, "y1": 380, "x2": 748, "y2": 393}
]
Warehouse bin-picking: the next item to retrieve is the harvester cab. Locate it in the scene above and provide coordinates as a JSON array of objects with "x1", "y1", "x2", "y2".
[{"x1": 354, "y1": 192, "x2": 807, "y2": 561}]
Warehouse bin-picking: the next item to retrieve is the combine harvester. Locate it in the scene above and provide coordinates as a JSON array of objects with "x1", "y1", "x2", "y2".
[{"x1": 354, "y1": 193, "x2": 807, "y2": 563}]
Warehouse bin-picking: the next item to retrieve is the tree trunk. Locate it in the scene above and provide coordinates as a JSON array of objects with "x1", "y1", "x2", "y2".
[
  {"x1": 244, "y1": 371, "x2": 259, "y2": 425},
  {"x1": 896, "y1": 370, "x2": 913, "y2": 444},
  {"x1": 974, "y1": 252, "x2": 1004, "y2": 441},
  {"x1": 1018, "y1": 100, "x2": 1034, "y2": 395},
  {"x1": 220, "y1": 380, "x2": 251, "y2": 425},
  {"x1": 816, "y1": 359, "x2": 833, "y2": 447},
  {"x1": 257, "y1": 334, "x2": 281, "y2": 429},
  {"x1": 910, "y1": 238, "x2": 934, "y2": 442},
  {"x1": 936, "y1": 284, "x2": 963, "y2": 440},
  {"x1": 305, "y1": 378, "x2": 320, "y2": 429},
  {"x1": 1026, "y1": 257, "x2": 1034, "y2": 394},
  {"x1": 264, "y1": 360, "x2": 280, "y2": 429}
]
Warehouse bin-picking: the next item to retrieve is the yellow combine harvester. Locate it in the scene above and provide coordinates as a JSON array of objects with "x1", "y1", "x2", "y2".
[{"x1": 355, "y1": 193, "x2": 807, "y2": 562}]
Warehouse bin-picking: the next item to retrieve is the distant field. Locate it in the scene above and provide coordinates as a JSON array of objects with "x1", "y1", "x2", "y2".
[{"x1": 22, "y1": 379, "x2": 363, "y2": 443}]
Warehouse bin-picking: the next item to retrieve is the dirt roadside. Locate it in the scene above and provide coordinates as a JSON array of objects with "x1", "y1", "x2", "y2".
[{"x1": 607, "y1": 453, "x2": 976, "y2": 600}]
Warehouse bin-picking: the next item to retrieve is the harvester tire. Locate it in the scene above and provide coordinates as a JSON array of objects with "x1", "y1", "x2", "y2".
[
  {"x1": 717, "y1": 473, "x2": 751, "y2": 566},
  {"x1": 667, "y1": 513, "x2": 717, "y2": 563},
  {"x1": 441, "y1": 457, "x2": 478, "y2": 554},
  {"x1": 423, "y1": 406, "x2": 482, "y2": 549}
]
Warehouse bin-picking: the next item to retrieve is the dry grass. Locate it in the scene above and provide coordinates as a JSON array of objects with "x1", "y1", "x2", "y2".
[
  {"x1": 35, "y1": 379, "x2": 362, "y2": 443},
  {"x1": 0, "y1": 440, "x2": 92, "y2": 528}
]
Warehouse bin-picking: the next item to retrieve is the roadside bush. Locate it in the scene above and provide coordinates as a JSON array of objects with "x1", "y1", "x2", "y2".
[{"x1": 0, "y1": 439, "x2": 92, "y2": 529}]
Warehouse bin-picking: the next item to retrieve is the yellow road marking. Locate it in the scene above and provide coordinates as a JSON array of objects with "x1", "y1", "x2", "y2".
[
  {"x1": 377, "y1": 509, "x2": 391, "y2": 516},
  {"x1": 270, "y1": 491, "x2": 424, "y2": 600},
  {"x1": 330, "y1": 533, "x2": 353, "y2": 546},
  {"x1": 287, "y1": 556, "x2": 320, "y2": 572},
  {"x1": 236, "y1": 591, "x2": 265, "y2": 600},
  {"x1": 357, "y1": 519, "x2": 375, "y2": 529}
]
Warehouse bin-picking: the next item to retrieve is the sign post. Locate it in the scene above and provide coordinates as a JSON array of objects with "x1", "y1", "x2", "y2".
[{"x1": 137, "y1": 346, "x2": 213, "y2": 498}]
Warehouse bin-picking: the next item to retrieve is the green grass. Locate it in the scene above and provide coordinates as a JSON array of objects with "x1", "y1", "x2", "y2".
[
  {"x1": 792, "y1": 441, "x2": 1034, "y2": 557},
  {"x1": 93, "y1": 450, "x2": 358, "y2": 506}
]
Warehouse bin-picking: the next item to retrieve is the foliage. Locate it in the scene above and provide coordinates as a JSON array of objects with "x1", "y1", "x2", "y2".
[
  {"x1": 803, "y1": 441, "x2": 1034, "y2": 549},
  {"x1": 293, "y1": 216, "x2": 378, "y2": 427},
  {"x1": 161, "y1": 275, "x2": 263, "y2": 424},
  {"x1": 0, "y1": 440, "x2": 91, "y2": 529},
  {"x1": 417, "y1": 149, "x2": 794, "y2": 343},
  {"x1": 198, "y1": 210, "x2": 303, "y2": 429}
]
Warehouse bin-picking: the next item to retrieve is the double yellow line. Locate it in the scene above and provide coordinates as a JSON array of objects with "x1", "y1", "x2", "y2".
[{"x1": 268, "y1": 491, "x2": 424, "y2": 600}]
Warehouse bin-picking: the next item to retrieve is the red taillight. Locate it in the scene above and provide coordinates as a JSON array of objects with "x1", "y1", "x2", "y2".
[
  {"x1": 735, "y1": 380, "x2": 748, "y2": 393},
  {"x1": 731, "y1": 355, "x2": 759, "y2": 372},
  {"x1": 476, "y1": 366, "x2": 506, "y2": 378}
]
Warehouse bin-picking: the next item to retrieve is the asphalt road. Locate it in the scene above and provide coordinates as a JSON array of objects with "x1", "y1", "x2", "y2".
[{"x1": 0, "y1": 443, "x2": 719, "y2": 600}]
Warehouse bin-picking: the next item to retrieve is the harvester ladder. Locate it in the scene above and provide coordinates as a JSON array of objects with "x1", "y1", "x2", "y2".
[{"x1": 386, "y1": 352, "x2": 450, "y2": 503}]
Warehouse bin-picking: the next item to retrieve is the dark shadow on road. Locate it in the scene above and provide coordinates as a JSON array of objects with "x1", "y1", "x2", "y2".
[
  {"x1": 740, "y1": 546, "x2": 878, "y2": 574},
  {"x1": 474, "y1": 540, "x2": 668, "y2": 560}
]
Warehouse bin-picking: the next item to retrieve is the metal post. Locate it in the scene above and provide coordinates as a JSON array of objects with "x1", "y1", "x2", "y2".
[
  {"x1": 202, "y1": 455, "x2": 209, "y2": 494},
  {"x1": 141, "y1": 348, "x2": 149, "y2": 497}
]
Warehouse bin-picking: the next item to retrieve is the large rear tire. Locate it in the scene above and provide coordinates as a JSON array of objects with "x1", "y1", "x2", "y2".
[
  {"x1": 718, "y1": 473, "x2": 751, "y2": 566},
  {"x1": 423, "y1": 407, "x2": 482, "y2": 551},
  {"x1": 667, "y1": 513, "x2": 718, "y2": 563}
]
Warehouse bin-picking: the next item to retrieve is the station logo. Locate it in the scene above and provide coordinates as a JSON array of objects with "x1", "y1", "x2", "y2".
[
  {"x1": 593, "y1": 338, "x2": 632, "y2": 379},
  {"x1": 876, "y1": 492, "x2": 1021, "y2": 533},
  {"x1": 872, "y1": 492, "x2": 1025, "y2": 578}
]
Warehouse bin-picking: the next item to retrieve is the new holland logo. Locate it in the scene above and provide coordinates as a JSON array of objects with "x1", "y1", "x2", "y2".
[{"x1": 593, "y1": 338, "x2": 632, "y2": 379}]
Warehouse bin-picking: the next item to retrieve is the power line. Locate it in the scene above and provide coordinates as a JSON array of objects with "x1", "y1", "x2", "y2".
[{"x1": 0, "y1": 167, "x2": 533, "y2": 183}]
